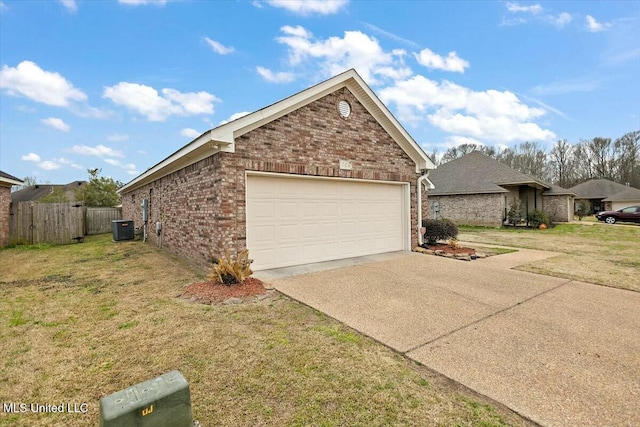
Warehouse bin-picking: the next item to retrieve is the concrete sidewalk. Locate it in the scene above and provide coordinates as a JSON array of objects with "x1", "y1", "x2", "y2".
[{"x1": 261, "y1": 251, "x2": 640, "y2": 427}]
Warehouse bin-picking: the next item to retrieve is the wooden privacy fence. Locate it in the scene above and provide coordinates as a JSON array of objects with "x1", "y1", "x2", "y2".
[
  {"x1": 9, "y1": 202, "x2": 123, "y2": 245},
  {"x1": 85, "y1": 207, "x2": 122, "y2": 235},
  {"x1": 10, "y1": 202, "x2": 85, "y2": 245}
]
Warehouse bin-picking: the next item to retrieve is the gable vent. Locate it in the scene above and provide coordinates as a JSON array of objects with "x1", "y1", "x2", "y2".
[{"x1": 338, "y1": 100, "x2": 351, "y2": 118}]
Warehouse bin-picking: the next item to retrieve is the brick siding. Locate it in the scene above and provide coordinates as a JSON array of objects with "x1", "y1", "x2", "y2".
[
  {"x1": 425, "y1": 193, "x2": 504, "y2": 227},
  {"x1": 122, "y1": 87, "x2": 423, "y2": 270},
  {"x1": 0, "y1": 186, "x2": 11, "y2": 247},
  {"x1": 542, "y1": 194, "x2": 573, "y2": 222}
]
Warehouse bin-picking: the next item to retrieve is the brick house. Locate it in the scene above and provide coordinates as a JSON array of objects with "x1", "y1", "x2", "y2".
[
  {"x1": 426, "y1": 152, "x2": 574, "y2": 226},
  {"x1": 118, "y1": 69, "x2": 436, "y2": 271},
  {"x1": 0, "y1": 170, "x2": 23, "y2": 247},
  {"x1": 568, "y1": 179, "x2": 640, "y2": 213}
]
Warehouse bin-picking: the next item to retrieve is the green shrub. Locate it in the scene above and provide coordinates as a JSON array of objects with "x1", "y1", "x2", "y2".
[
  {"x1": 422, "y1": 219, "x2": 459, "y2": 245},
  {"x1": 208, "y1": 249, "x2": 253, "y2": 285},
  {"x1": 528, "y1": 210, "x2": 551, "y2": 228},
  {"x1": 575, "y1": 202, "x2": 588, "y2": 220},
  {"x1": 507, "y1": 198, "x2": 523, "y2": 225}
]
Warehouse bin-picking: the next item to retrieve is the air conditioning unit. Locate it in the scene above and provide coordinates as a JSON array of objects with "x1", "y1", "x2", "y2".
[{"x1": 112, "y1": 220, "x2": 134, "y2": 241}]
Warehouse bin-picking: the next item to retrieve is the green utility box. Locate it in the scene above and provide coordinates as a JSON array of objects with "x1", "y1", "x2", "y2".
[{"x1": 99, "y1": 370, "x2": 192, "y2": 427}]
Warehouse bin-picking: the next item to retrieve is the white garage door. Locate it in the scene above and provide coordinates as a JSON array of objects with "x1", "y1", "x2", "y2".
[{"x1": 246, "y1": 174, "x2": 408, "y2": 270}]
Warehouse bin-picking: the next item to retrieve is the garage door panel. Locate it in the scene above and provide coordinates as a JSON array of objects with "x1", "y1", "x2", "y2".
[{"x1": 247, "y1": 175, "x2": 406, "y2": 270}]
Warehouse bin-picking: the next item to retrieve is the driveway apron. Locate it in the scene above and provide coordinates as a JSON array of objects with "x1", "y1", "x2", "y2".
[{"x1": 262, "y1": 251, "x2": 640, "y2": 427}]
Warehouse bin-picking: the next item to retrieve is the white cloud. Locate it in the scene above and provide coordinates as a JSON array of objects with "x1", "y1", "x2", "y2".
[
  {"x1": 272, "y1": 26, "x2": 412, "y2": 85},
  {"x1": 264, "y1": 0, "x2": 348, "y2": 15},
  {"x1": 181, "y1": 128, "x2": 201, "y2": 138},
  {"x1": 107, "y1": 133, "x2": 129, "y2": 142},
  {"x1": 53, "y1": 157, "x2": 83, "y2": 169},
  {"x1": 41, "y1": 117, "x2": 71, "y2": 132},
  {"x1": 281, "y1": 25, "x2": 313, "y2": 38},
  {"x1": 443, "y1": 136, "x2": 484, "y2": 148},
  {"x1": 204, "y1": 37, "x2": 235, "y2": 55},
  {"x1": 38, "y1": 161, "x2": 62, "y2": 170},
  {"x1": 256, "y1": 66, "x2": 296, "y2": 83},
  {"x1": 506, "y1": 1, "x2": 543, "y2": 14},
  {"x1": 218, "y1": 111, "x2": 251, "y2": 125},
  {"x1": 0, "y1": 61, "x2": 87, "y2": 107},
  {"x1": 379, "y1": 75, "x2": 555, "y2": 144},
  {"x1": 104, "y1": 158, "x2": 138, "y2": 174},
  {"x1": 71, "y1": 144, "x2": 124, "y2": 158},
  {"x1": 531, "y1": 78, "x2": 599, "y2": 95},
  {"x1": 103, "y1": 82, "x2": 218, "y2": 121},
  {"x1": 586, "y1": 15, "x2": 609, "y2": 32},
  {"x1": 59, "y1": 0, "x2": 77, "y2": 12},
  {"x1": 22, "y1": 153, "x2": 41, "y2": 162},
  {"x1": 550, "y1": 12, "x2": 572, "y2": 28},
  {"x1": 414, "y1": 48, "x2": 469, "y2": 73},
  {"x1": 118, "y1": 0, "x2": 167, "y2": 5}
]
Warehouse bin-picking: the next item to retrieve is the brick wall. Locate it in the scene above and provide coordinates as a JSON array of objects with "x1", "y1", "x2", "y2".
[
  {"x1": 0, "y1": 186, "x2": 11, "y2": 247},
  {"x1": 542, "y1": 194, "x2": 573, "y2": 222},
  {"x1": 426, "y1": 193, "x2": 504, "y2": 227},
  {"x1": 122, "y1": 87, "x2": 422, "y2": 270}
]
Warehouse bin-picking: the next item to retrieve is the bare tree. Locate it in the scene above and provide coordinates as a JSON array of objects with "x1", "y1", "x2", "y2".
[{"x1": 549, "y1": 139, "x2": 574, "y2": 187}]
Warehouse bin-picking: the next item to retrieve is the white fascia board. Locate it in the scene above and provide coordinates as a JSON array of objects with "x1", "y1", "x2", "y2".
[
  {"x1": 119, "y1": 68, "x2": 435, "y2": 193},
  {"x1": 0, "y1": 177, "x2": 24, "y2": 186},
  {"x1": 118, "y1": 131, "x2": 233, "y2": 194},
  {"x1": 344, "y1": 73, "x2": 436, "y2": 172}
]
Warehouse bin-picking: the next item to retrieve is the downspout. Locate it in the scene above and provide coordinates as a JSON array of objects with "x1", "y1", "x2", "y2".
[{"x1": 417, "y1": 170, "x2": 431, "y2": 246}]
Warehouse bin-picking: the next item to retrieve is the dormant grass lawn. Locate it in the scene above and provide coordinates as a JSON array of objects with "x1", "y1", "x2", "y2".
[
  {"x1": 0, "y1": 235, "x2": 532, "y2": 427},
  {"x1": 459, "y1": 222, "x2": 640, "y2": 292}
]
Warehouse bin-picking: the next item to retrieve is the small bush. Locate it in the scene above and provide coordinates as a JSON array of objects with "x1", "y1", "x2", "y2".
[
  {"x1": 575, "y1": 202, "x2": 588, "y2": 220},
  {"x1": 528, "y1": 210, "x2": 551, "y2": 228},
  {"x1": 507, "y1": 198, "x2": 523, "y2": 225},
  {"x1": 422, "y1": 219, "x2": 459, "y2": 244},
  {"x1": 208, "y1": 249, "x2": 253, "y2": 285}
]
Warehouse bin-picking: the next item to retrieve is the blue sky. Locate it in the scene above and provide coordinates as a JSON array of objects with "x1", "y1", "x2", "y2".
[{"x1": 1, "y1": 0, "x2": 639, "y2": 185}]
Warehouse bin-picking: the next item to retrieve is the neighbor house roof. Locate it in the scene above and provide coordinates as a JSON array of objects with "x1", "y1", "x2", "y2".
[
  {"x1": 0, "y1": 170, "x2": 23, "y2": 187},
  {"x1": 542, "y1": 184, "x2": 576, "y2": 196},
  {"x1": 118, "y1": 68, "x2": 436, "y2": 194},
  {"x1": 11, "y1": 181, "x2": 86, "y2": 202},
  {"x1": 568, "y1": 179, "x2": 633, "y2": 200},
  {"x1": 428, "y1": 151, "x2": 551, "y2": 196},
  {"x1": 602, "y1": 186, "x2": 640, "y2": 202}
]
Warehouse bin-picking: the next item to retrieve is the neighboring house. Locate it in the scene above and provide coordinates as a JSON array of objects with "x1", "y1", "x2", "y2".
[
  {"x1": 426, "y1": 152, "x2": 574, "y2": 227},
  {"x1": 569, "y1": 179, "x2": 640, "y2": 213},
  {"x1": 0, "y1": 170, "x2": 23, "y2": 247},
  {"x1": 11, "y1": 181, "x2": 87, "y2": 203},
  {"x1": 119, "y1": 69, "x2": 436, "y2": 271}
]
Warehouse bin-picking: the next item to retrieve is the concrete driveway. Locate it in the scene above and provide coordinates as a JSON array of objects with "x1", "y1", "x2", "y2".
[{"x1": 258, "y1": 250, "x2": 640, "y2": 427}]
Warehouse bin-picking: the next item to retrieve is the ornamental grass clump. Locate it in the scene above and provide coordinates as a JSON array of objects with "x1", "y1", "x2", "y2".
[{"x1": 208, "y1": 249, "x2": 253, "y2": 285}]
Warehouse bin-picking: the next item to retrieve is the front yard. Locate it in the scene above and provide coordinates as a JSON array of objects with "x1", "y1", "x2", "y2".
[
  {"x1": 459, "y1": 222, "x2": 640, "y2": 292},
  {"x1": 0, "y1": 235, "x2": 530, "y2": 427}
]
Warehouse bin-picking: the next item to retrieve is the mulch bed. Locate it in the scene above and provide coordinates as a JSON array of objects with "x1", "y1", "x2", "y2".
[
  {"x1": 426, "y1": 243, "x2": 476, "y2": 255},
  {"x1": 181, "y1": 277, "x2": 268, "y2": 304}
]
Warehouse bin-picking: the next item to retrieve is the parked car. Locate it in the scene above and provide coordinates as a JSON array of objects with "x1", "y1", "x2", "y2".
[{"x1": 595, "y1": 205, "x2": 640, "y2": 224}]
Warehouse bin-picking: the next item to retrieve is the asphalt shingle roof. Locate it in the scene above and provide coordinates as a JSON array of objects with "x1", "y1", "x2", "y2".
[
  {"x1": 568, "y1": 179, "x2": 635, "y2": 199},
  {"x1": 11, "y1": 181, "x2": 86, "y2": 202},
  {"x1": 428, "y1": 151, "x2": 549, "y2": 196},
  {"x1": 0, "y1": 170, "x2": 22, "y2": 182},
  {"x1": 602, "y1": 186, "x2": 640, "y2": 202}
]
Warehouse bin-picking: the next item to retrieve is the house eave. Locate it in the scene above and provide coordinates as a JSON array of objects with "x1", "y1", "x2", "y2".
[{"x1": 118, "y1": 69, "x2": 435, "y2": 195}]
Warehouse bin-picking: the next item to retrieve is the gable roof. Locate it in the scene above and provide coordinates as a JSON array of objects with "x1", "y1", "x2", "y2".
[
  {"x1": 428, "y1": 151, "x2": 550, "y2": 196},
  {"x1": 0, "y1": 170, "x2": 23, "y2": 187},
  {"x1": 568, "y1": 179, "x2": 634, "y2": 199},
  {"x1": 119, "y1": 69, "x2": 435, "y2": 194},
  {"x1": 602, "y1": 186, "x2": 640, "y2": 202},
  {"x1": 11, "y1": 181, "x2": 86, "y2": 202}
]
